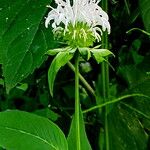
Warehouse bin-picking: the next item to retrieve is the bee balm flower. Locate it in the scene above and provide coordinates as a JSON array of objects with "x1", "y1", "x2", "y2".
[{"x1": 45, "y1": 0, "x2": 110, "y2": 47}]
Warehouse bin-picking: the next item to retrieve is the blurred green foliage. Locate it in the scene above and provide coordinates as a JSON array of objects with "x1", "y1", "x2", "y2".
[{"x1": 0, "y1": 0, "x2": 150, "y2": 149}]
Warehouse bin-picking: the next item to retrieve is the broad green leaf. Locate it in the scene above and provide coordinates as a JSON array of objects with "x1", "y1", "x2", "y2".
[
  {"x1": 108, "y1": 104, "x2": 148, "y2": 150},
  {"x1": 48, "y1": 51, "x2": 74, "y2": 96},
  {"x1": 91, "y1": 49, "x2": 113, "y2": 63},
  {"x1": 67, "y1": 107, "x2": 92, "y2": 150},
  {"x1": 122, "y1": 103, "x2": 150, "y2": 121},
  {"x1": 0, "y1": 110, "x2": 68, "y2": 150},
  {"x1": 0, "y1": 0, "x2": 53, "y2": 92},
  {"x1": 118, "y1": 64, "x2": 150, "y2": 121},
  {"x1": 139, "y1": 0, "x2": 150, "y2": 32},
  {"x1": 115, "y1": 62, "x2": 150, "y2": 149}
]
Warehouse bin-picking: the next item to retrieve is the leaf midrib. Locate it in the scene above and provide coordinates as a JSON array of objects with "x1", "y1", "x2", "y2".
[
  {"x1": 0, "y1": 125, "x2": 58, "y2": 150},
  {"x1": 4, "y1": 1, "x2": 48, "y2": 89}
]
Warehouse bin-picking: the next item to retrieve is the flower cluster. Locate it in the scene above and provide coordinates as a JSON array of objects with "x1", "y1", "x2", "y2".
[{"x1": 45, "y1": 0, "x2": 110, "y2": 47}]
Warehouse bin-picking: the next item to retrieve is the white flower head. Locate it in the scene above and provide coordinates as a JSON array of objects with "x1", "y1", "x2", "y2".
[{"x1": 45, "y1": 0, "x2": 110, "y2": 47}]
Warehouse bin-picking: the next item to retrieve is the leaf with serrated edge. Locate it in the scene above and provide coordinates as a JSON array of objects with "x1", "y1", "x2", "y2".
[{"x1": 0, "y1": 0, "x2": 52, "y2": 92}]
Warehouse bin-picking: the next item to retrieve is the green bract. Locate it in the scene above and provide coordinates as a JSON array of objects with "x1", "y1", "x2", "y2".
[
  {"x1": 57, "y1": 22, "x2": 96, "y2": 48},
  {"x1": 46, "y1": 46, "x2": 114, "y2": 96}
]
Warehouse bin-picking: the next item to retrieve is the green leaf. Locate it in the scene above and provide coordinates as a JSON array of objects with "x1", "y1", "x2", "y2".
[
  {"x1": 0, "y1": 78, "x2": 4, "y2": 86},
  {"x1": 46, "y1": 47, "x2": 71, "y2": 56},
  {"x1": 0, "y1": 37, "x2": 2, "y2": 64},
  {"x1": 118, "y1": 65, "x2": 150, "y2": 94},
  {"x1": 34, "y1": 108, "x2": 60, "y2": 121},
  {"x1": 116, "y1": 62, "x2": 150, "y2": 149},
  {"x1": 78, "y1": 48, "x2": 91, "y2": 60},
  {"x1": 0, "y1": 110, "x2": 68, "y2": 150},
  {"x1": 16, "y1": 83, "x2": 28, "y2": 91},
  {"x1": 67, "y1": 107, "x2": 92, "y2": 150},
  {"x1": 139, "y1": 0, "x2": 150, "y2": 32},
  {"x1": 0, "y1": 0, "x2": 52, "y2": 92},
  {"x1": 108, "y1": 104, "x2": 148, "y2": 150},
  {"x1": 118, "y1": 64, "x2": 150, "y2": 122},
  {"x1": 91, "y1": 49, "x2": 113, "y2": 63},
  {"x1": 48, "y1": 51, "x2": 74, "y2": 96}
]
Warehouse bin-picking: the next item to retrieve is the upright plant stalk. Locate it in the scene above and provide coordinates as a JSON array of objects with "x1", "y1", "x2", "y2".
[
  {"x1": 67, "y1": 61, "x2": 95, "y2": 96},
  {"x1": 75, "y1": 51, "x2": 81, "y2": 150},
  {"x1": 101, "y1": 0, "x2": 110, "y2": 150}
]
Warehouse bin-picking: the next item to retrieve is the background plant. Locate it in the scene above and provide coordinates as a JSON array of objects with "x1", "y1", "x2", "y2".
[{"x1": 0, "y1": 0, "x2": 150, "y2": 150}]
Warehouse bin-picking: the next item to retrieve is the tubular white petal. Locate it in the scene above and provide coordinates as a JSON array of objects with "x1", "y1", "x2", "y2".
[{"x1": 45, "y1": 0, "x2": 110, "y2": 42}]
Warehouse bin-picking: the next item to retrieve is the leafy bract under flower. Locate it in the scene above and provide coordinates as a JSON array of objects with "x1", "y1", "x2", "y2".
[
  {"x1": 45, "y1": 0, "x2": 110, "y2": 47},
  {"x1": 63, "y1": 22, "x2": 96, "y2": 47}
]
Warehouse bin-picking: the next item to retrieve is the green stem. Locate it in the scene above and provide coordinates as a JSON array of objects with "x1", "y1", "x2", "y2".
[
  {"x1": 67, "y1": 61, "x2": 95, "y2": 96},
  {"x1": 126, "y1": 28, "x2": 150, "y2": 36},
  {"x1": 101, "y1": 60, "x2": 109, "y2": 150},
  {"x1": 75, "y1": 51, "x2": 81, "y2": 150},
  {"x1": 83, "y1": 94, "x2": 149, "y2": 113},
  {"x1": 101, "y1": 0, "x2": 109, "y2": 150}
]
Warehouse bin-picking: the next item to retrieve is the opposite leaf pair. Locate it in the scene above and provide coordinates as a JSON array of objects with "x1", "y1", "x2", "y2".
[{"x1": 46, "y1": 46, "x2": 114, "y2": 96}]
